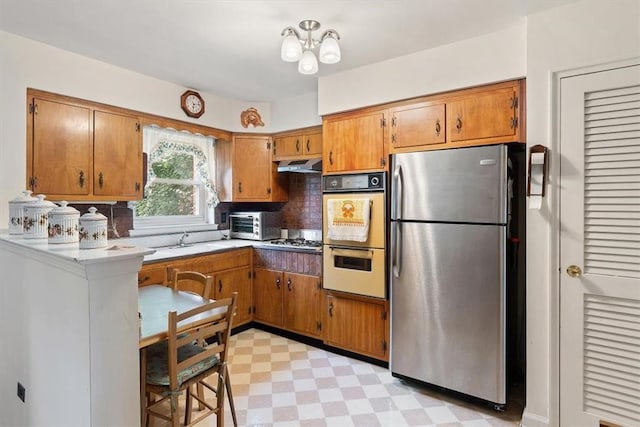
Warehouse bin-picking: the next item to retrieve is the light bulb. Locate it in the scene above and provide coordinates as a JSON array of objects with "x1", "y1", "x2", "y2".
[
  {"x1": 281, "y1": 34, "x2": 302, "y2": 62},
  {"x1": 298, "y1": 50, "x2": 318, "y2": 74},
  {"x1": 319, "y1": 36, "x2": 341, "y2": 64}
]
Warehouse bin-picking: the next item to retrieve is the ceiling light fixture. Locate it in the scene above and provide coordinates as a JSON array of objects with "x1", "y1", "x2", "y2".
[{"x1": 280, "y1": 20, "x2": 341, "y2": 75}]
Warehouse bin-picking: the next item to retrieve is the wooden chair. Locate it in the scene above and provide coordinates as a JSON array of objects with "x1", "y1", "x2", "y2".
[
  {"x1": 168, "y1": 269, "x2": 238, "y2": 426},
  {"x1": 170, "y1": 269, "x2": 213, "y2": 299},
  {"x1": 144, "y1": 292, "x2": 237, "y2": 427}
]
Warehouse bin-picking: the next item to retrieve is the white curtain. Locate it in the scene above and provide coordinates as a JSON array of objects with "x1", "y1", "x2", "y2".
[{"x1": 142, "y1": 125, "x2": 219, "y2": 215}]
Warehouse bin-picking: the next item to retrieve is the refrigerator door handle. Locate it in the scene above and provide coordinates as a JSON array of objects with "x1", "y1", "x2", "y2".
[
  {"x1": 392, "y1": 221, "x2": 402, "y2": 277},
  {"x1": 392, "y1": 163, "x2": 404, "y2": 219}
]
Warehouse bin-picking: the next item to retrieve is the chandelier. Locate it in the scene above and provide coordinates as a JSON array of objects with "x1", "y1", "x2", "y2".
[{"x1": 280, "y1": 20, "x2": 341, "y2": 75}]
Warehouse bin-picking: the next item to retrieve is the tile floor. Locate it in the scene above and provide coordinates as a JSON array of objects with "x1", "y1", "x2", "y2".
[{"x1": 152, "y1": 328, "x2": 524, "y2": 426}]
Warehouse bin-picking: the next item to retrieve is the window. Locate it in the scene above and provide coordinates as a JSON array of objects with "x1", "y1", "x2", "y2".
[{"x1": 131, "y1": 126, "x2": 218, "y2": 232}]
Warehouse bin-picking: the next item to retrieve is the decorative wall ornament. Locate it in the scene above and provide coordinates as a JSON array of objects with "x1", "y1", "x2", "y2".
[{"x1": 240, "y1": 107, "x2": 265, "y2": 128}]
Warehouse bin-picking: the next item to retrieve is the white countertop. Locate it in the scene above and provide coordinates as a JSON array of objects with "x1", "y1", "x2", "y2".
[
  {"x1": 0, "y1": 232, "x2": 155, "y2": 264},
  {"x1": 142, "y1": 239, "x2": 254, "y2": 262}
]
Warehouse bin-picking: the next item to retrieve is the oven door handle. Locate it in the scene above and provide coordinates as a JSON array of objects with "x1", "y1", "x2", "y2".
[
  {"x1": 329, "y1": 246, "x2": 374, "y2": 258},
  {"x1": 391, "y1": 221, "x2": 402, "y2": 278}
]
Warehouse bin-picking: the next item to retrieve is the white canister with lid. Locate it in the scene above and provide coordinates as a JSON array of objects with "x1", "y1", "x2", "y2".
[
  {"x1": 48, "y1": 201, "x2": 80, "y2": 244},
  {"x1": 23, "y1": 194, "x2": 56, "y2": 239},
  {"x1": 79, "y1": 207, "x2": 108, "y2": 249},
  {"x1": 8, "y1": 190, "x2": 37, "y2": 234}
]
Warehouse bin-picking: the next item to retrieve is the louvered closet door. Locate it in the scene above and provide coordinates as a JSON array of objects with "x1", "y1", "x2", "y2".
[{"x1": 560, "y1": 64, "x2": 640, "y2": 427}]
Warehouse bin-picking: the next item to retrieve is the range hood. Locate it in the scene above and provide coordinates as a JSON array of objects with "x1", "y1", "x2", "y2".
[{"x1": 277, "y1": 158, "x2": 322, "y2": 173}]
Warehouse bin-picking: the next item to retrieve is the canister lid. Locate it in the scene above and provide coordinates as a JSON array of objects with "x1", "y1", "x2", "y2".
[
  {"x1": 80, "y1": 207, "x2": 107, "y2": 222},
  {"x1": 9, "y1": 190, "x2": 37, "y2": 204},
  {"x1": 26, "y1": 194, "x2": 56, "y2": 209},
  {"x1": 49, "y1": 201, "x2": 80, "y2": 217}
]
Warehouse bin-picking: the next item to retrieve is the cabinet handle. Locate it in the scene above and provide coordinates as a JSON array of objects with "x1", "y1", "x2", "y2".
[
  {"x1": 218, "y1": 280, "x2": 223, "y2": 293},
  {"x1": 391, "y1": 134, "x2": 396, "y2": 144},
  {"x1": 328, "y1": 302, "x2": 334, "y2": 317},
  {"x1": 287, "y1": 278, "x2": 292, "y2": 292},
  {"x1": 238, "y1": 182, "x2": 242, "y2": 193},
  {"x1": 306, "y1": 139, "x2": 310, "y2": 152},
  {"x1": 296, "y1": 139, "x2": 300, "y2": 153},
  {"x1": 98, "y1": 172, "x2": 104, "y2": 188},
  {"x1": 455, "y1": 117, "x2": 462, "y2": 133},
  {"x1": 435, "y1": 119, "x2": 441, "y2": 136},
  {"x1": 79, "y1": 170, "x2": 85, "y2": 188},
  {"x1": 276, "y1": 277, "x2": 281, "y2": 289},
  {"x1": 329, "y1": 151, "x2": 334, "y2": 165}
]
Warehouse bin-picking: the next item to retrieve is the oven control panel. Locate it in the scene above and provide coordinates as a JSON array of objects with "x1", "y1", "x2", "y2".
[{"x1": 322, "y1": 172, "x2": 385, "y2": 192}]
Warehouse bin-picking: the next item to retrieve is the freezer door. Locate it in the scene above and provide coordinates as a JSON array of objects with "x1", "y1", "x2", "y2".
[
  {"x1": 391, "y1": 145, "x2": 507, "y2": 224},
  {"x1": 390, "y1": 221, "x2": 506, "y2": 404}
]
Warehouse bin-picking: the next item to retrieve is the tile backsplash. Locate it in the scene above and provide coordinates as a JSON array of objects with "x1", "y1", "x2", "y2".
[{"x1": 100, "y1": 173, "x2": 322, "y2": 238}]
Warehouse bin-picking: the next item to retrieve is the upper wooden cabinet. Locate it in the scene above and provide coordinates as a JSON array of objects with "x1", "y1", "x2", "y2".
[
  {"x1": 216, "y1": 135, "x2": 288, "y2": 202},
  {"x1": 26, "y1": 89, "x2": 143, "y2": 201},
  {"x1": 446, "y1": 82, "x2": 523, "y2": 145},
  {"x1": 93, "y1": 110, "x2": 143, "y2": 198},
  {"x1": 389, "y1": 102, "x2": 445, "y2": 150},
  {"x1": 322, "y1": 109, "x2": 387, "y2": 173},
  {"x1": 273, "y1": 126, "x2": 322, "y2": 160}
]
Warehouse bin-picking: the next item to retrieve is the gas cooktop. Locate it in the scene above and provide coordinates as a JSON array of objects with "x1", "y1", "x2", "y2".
[{"x1": 267, "y1": 238, "x2": 322, "y2": 251}]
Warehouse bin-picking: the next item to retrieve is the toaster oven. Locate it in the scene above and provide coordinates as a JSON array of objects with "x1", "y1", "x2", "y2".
[{"x1": 229, "y1": 211, "x2": 282, "y2": 241}]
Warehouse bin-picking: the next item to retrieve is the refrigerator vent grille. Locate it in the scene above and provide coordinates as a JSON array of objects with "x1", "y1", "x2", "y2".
[
  {"x1": 583, "y1": 84, "x2": 640, "y2": 279},
  {"x1": 583, "y1": 294, "x2": 640, "y2": 425}
]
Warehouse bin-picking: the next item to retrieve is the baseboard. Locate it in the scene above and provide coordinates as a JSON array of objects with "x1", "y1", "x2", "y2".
[{"x1": 521, "y1": 408, "x2": 550, "y2": 427}]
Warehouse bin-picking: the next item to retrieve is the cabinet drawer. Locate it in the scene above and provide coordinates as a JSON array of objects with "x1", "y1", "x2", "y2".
[
  {"x1": 187, "y1": 248, "x2": 251, "y2": 274},
  {"x1": 138, "y1": 263, "x2": 168, "y2": 287}
]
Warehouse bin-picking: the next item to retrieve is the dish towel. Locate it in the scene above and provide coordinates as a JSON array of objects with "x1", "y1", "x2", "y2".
[{"x1": 327, "y1": 198, "x2": 371, "y2": 242}]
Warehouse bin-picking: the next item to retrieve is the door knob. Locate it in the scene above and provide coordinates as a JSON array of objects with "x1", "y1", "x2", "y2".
[{"x1": 566, "y1": 265, "x2": 582, "y2": 278}]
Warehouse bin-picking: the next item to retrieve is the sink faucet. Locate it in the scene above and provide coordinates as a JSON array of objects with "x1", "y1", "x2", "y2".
[{"x1": 178, "y1": 231, "x2": 189, "y2": 247}]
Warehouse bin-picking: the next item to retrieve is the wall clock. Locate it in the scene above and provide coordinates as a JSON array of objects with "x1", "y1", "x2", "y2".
[{"x1": 180, "y1": 90, "x2": 205, "y2": 118}]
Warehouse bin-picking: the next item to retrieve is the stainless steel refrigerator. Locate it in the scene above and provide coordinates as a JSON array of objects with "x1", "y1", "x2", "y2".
[{"x1": 390, "y1": 144, "x2": 510, "y2": 407}]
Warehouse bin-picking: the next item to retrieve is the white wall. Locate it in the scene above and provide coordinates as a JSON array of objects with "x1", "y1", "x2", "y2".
[
  {"x1": 271, "y1": 91, "x2": 322, "y2": 132},
  {"x1": 318, "y1": 24, "x2": 527, "y2": 115},
  {"x1": 0, "y1": 30, "x2": 319, "y2": 227},
  {"x1": 523, "y1": 1, "x2": 640, "y2": 426}
]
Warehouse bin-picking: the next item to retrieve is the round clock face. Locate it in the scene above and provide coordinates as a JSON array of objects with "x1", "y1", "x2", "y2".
[
  {"x1": 180, "y1": 90, "x2": 205, "y2": 118},
  {"x1": 185, "y1": 94, "x2": 202, "y2": 114}
]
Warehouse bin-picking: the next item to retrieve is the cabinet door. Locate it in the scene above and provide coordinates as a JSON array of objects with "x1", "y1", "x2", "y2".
[
  {"x1": 302, "y1": 132, "x2": 322, "y2": 156},
  {"x1": 284, "y1": 273, "x2": 321, "y2": 338},
  {"x1": 390, "y1": 103, "x2": 445, "y2": 151},
  {"x1": 253, "y1": 268, "x2": 284, "y2": 327},
  {"x1": 323, "y1": 293, "x2": 389, "y2": 360},
  {"x1": 446, "y1": 87, "x2": 519, "y2": 143},
  {"x1": 93, "y1": 110, "x2": 143, "y2": 199},
  {"x1": 323, "y1": 111, "x2": 386, "y2": 173},
  {"x1": 29, "y1": 97, "x2": 91, "y2": 196},
  {"x1": 232, "y1": 136, "x2": 273, "y2": 201},
  {"x1": 214, "y1": 267, "x2": 253, "y2": 326}
]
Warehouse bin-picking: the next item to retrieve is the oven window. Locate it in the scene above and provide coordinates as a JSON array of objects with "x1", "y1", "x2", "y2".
[
  {"x1": 231, "y1": 217, "x2": 254, "y2": 233},
  {"x1": 334, "y1": 255, "x2": 372, "y2": 272}
]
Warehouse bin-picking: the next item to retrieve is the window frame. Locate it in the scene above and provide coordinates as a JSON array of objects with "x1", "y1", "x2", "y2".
[{"x1": 131, "y1": 126, "x2": 218, "y2": 234}]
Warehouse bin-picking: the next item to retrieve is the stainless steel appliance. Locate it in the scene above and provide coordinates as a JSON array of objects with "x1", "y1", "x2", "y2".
[
  {"x1": 390, "y1": 145, "x2": 512, "y2": 407},
  {"x1": 229, "y1": 211, "x2": 281, "y2": 240},
  {"x1": 322, "y1": 172, "x2": 386, "y2": 298}
]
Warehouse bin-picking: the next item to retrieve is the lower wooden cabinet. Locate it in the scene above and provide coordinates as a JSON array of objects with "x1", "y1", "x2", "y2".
[
  {"x1": 323, "y1": 291, "x2": 389, "y2": 361},
  {"x1": 284, "y1": 272, "x2": 321, "y2": 338},
  {"x1": 214, "y1": 266, "x2": 252, "y2": 327},
  {"x1": 253, "y1": 267, "x2": 321, "y2": 338},
  {"x1": 253, "y1": 268, "x2": 284, "y2": 327}
]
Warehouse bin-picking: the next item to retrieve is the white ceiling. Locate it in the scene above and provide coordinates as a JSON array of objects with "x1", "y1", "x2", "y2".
[{"x1": 0, "y1": 0, "x2": 574, "y2": 103}]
